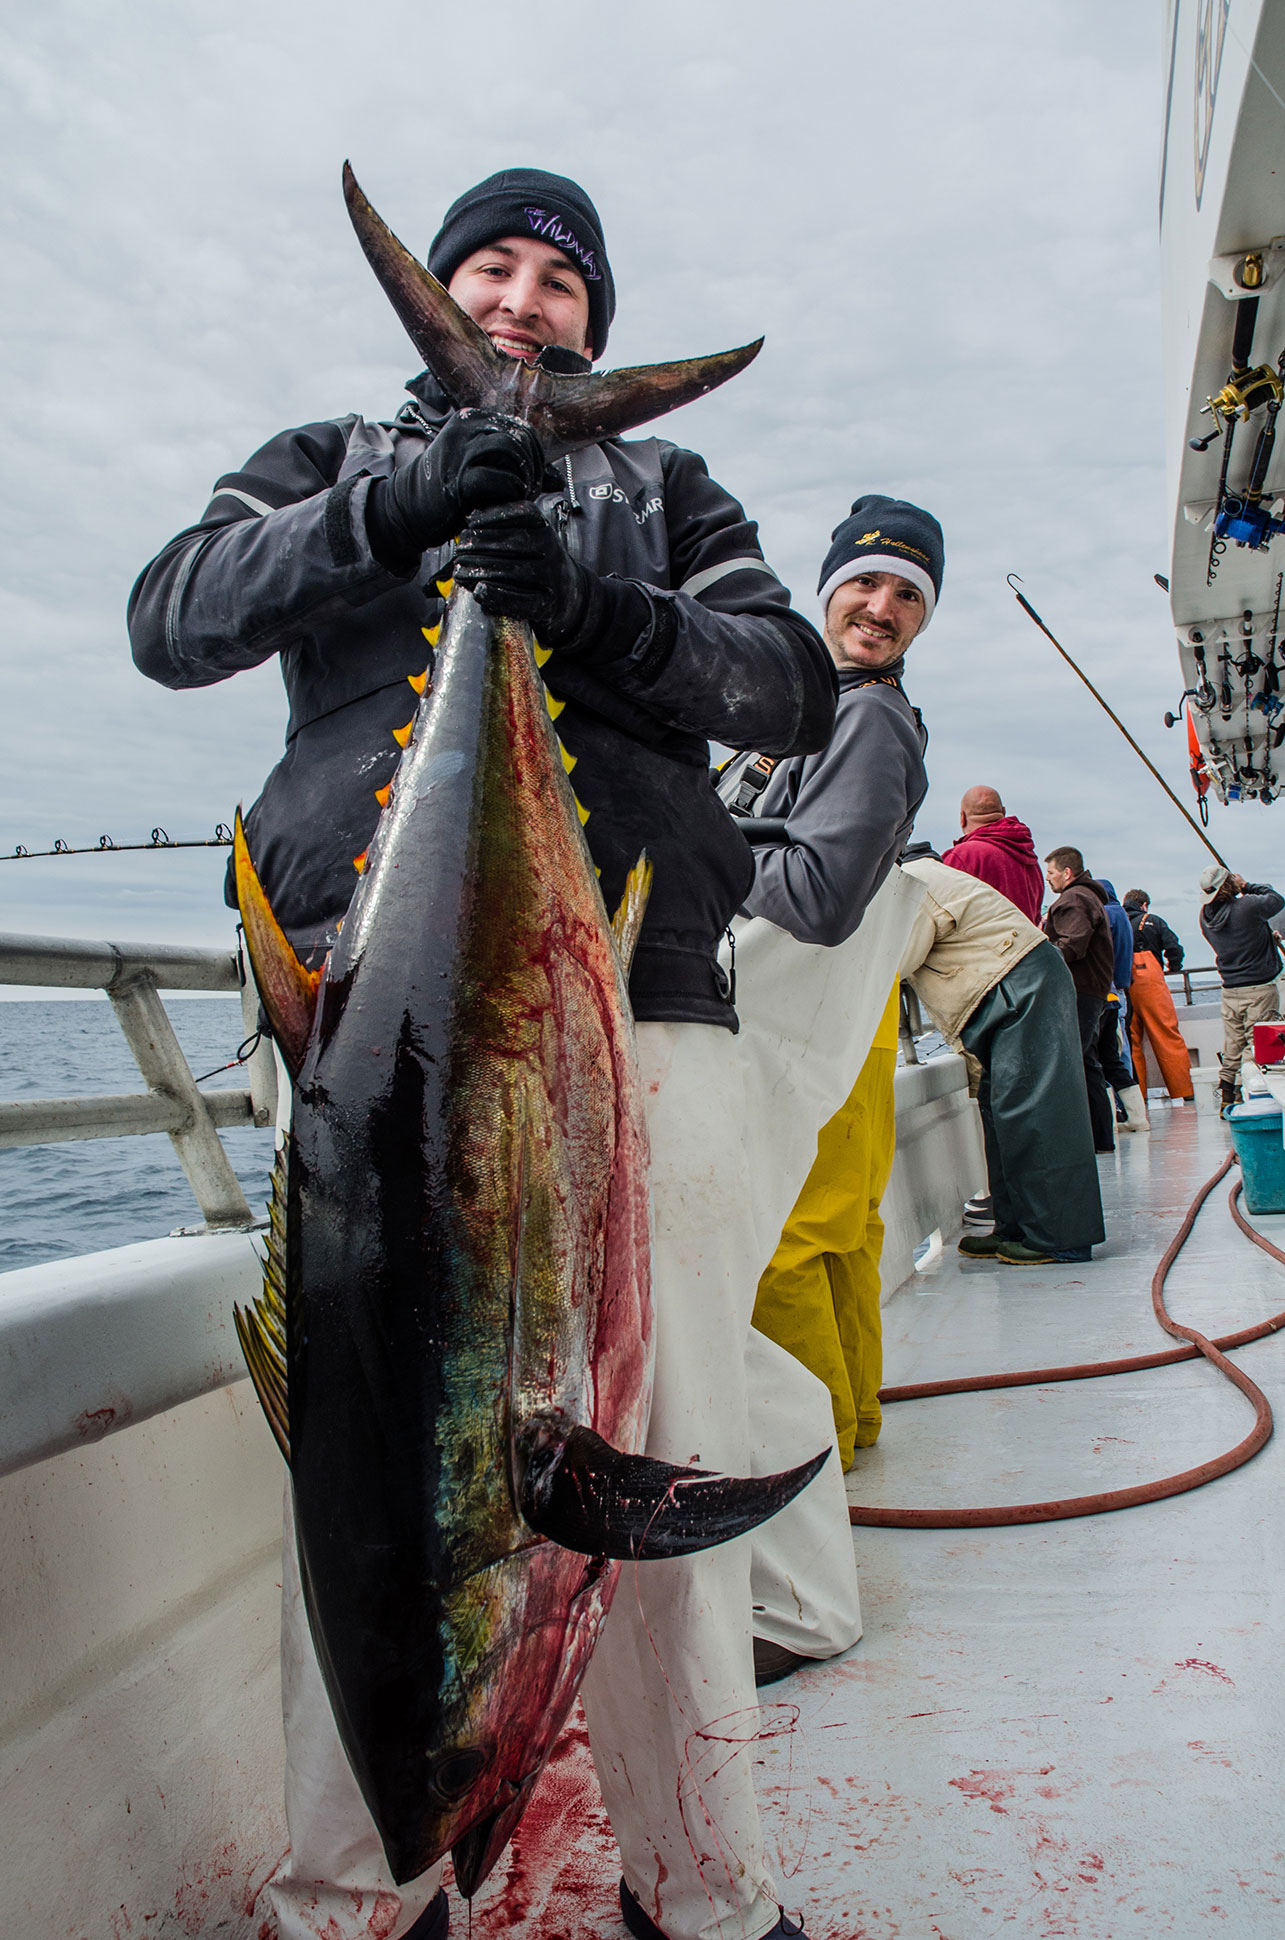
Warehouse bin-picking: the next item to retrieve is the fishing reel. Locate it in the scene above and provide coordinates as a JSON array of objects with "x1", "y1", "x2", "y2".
[
  {"x1": 1194, "y1": 362, "x2": 1285, "y2": 446},
  {"x1": 1164, "y1": 689, "x2": 1200, "y2": 727},
  {"x1": 1213, "y1": 492, "x2": 1285, "y2": 550}
]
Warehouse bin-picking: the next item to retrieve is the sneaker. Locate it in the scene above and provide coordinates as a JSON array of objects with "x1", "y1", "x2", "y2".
[
  {"x1": 957, "y1": 1232, "x2": 1001, "y2": 1257},
  {"x1": 963, "y1": 1192, "x2": 993, "y2": 1223},
  {"x1": 996, "y1": 1240, "x2": 1054, "y2": 1265},
  {"x1": 621, "y1": 1880, "x2": 807, "y2": 1939},
  {"x1": 1052, "y1": 1246, "x2": 1092, "y2": 1263}
]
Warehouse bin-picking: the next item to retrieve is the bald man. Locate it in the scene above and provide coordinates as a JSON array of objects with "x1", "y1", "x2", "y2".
[{"x1": 940, "y1": 786, "x2": 1043, "y2": 923}]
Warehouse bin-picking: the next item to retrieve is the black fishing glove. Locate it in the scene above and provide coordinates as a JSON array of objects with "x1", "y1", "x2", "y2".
[
  {"x1": 364, "y1": 410, "x2": 544, "y2": 571},
  {"x1": 453, "y1": 502, "x2": 588, "y2": 640},
  {"x1": 453, "y1": 501, "x2": 655, "y2": 656}
]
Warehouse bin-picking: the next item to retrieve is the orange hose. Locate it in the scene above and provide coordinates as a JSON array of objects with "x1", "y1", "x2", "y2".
[{"x1": 849, "y1": 1155, "x2": 1279, "y2": 1529}]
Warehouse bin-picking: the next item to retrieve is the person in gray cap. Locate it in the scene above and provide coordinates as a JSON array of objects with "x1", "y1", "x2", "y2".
[{"x1": 1198, "y1": 866, "x2": 1285, "y2": 1111}]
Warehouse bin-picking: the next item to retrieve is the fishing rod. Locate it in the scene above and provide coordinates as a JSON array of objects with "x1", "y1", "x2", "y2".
[
  {"x1": 1, "y1": 825, "x2": 233, "y2": 862},
  {"x1": 1007, "y1": 576, "x2": 1230, "y2": 869}
]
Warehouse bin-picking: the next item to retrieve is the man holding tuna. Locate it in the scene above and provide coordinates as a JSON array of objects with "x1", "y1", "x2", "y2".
[{"x1": 131, "y1": 167, "x2": 854, "y2": 1940}]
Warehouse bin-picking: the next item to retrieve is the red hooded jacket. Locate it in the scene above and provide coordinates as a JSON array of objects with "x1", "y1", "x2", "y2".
[{"x1": 940, "y1": 816, "x2": 1044, "y2": 925}]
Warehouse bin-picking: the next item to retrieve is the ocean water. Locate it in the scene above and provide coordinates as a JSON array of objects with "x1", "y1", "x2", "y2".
[{"x1": 0, "y1": 999, "x2": 276, "y2": 1272}]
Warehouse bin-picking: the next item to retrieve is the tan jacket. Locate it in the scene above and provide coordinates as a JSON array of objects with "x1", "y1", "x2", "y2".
[{"x1": 897, "y1": 856, "x2": 1046, "y2": 1042}]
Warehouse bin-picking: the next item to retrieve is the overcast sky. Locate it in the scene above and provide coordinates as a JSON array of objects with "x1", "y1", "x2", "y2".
[{"x1": 1, "y1": 0, "x2": 1273, "y2": 974}]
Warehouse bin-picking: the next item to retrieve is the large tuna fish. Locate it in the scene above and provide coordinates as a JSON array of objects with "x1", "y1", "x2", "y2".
[{"x1": 233, "y1": 167, "x2": 826, "y2": 1896}]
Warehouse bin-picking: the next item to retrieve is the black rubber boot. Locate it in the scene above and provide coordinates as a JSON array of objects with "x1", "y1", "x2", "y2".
[{"x1": 403, "y1": 1889, "x2": 449, "y2": 1939}]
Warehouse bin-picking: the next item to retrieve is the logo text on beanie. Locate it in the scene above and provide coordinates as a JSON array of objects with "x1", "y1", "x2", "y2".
[
  {"x1": 524, "y1": 208, "x2": 602, "y2": 281},
  {"x1": 860, "y1": 530, "x2": 881, "y2": 543}
]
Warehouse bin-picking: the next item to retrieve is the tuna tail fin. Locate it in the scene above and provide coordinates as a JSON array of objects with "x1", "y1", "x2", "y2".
[
  {"x1": 233, "y1": 810, "x2": 323, "y2": 1078},
  {"x1": 343, "y1": 164, "x2": 762, "y2": 459},
  {"x1": 609, "y1": 851, "x2": 653, "y2": 974},
  {"x1": 233, "y1": 1146, "x2": 290, "y2": 1461},
  {"x1": 516, "y1": 1417, "x2": 828, "y2": 1560}
]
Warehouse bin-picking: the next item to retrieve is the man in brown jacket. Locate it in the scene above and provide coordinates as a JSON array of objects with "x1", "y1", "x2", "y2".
[
  {"x1": 901, "y1": 855, "x2": 1104, "y2": 1264},
  {"x1": 1043, "y1": 846, "x2": 1116, "y2": 1153}
]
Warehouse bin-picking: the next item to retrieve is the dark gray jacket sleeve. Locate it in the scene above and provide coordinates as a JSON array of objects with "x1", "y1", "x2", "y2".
[
  {"x1": 742, "y1": 687, "x2": 926, "y2": 946},
  {"x1": 1241, "y1": 886, "x2": 1285, "y2": 920},
  {"x1": 557, "y1": 446, "x2": 837, "y2": 756},
  {"x1": 128, "y1": 418, "x2": 414, "y2": 689}
]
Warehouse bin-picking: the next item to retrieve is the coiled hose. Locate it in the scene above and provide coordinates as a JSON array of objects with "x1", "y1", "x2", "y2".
[{"x1": 848, "y1": 1154, "x2": 1283, "y2": 1530}]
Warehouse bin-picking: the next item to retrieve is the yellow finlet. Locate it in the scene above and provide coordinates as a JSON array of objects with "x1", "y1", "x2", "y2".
[
  {"x1": 574, "y1": 795, "x2": 590, "y2": 826},
  {"x1": 436, "y1": 575, "x2": 454, "y2": 600},
  {"x1": 233, "y1": 1148, "x2": 290, "y2": 1462},
  {"x1": 353, "y1": 850, "x2": 368, "y2": 874},
  {"x1": 544, "y1": 690, "x2": 565, "y2": 721},
  {"x1": 422, "y1": 622, "x2": 441, "y2": 647},
  {"x1": 533, "y1": 639, "x2": 552, "y2": 667},
  {"x1": 559, "y1": 742, "x2": 577, "y2": 775},
  {"x1": 393, "y1": 720, "x2": 414, "y2": 748},
  {"x1": 609, "y1": 851, "x2": 654, "y2": 974},
  {"x1": 374, "y1": 783, "x2": 392, "y2": 809},
  {"x1": 408, "y1": 669, "x2": 429, "y2": 694}
]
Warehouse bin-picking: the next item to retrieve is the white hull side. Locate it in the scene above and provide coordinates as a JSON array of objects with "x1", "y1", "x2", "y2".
[{"x1": 1162, "y1": 0, "x2": 1285, "y2": 801}]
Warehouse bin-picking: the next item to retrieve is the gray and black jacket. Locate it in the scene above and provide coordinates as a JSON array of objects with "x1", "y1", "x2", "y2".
[
  {"x1": 1200, "y1": 884, "x2": 1285, "y2": 988},
  {"x1": 128, "y1": 371, "x2": 836, "y2": 1028},
  {"x1": 719, "y1": 661, "x2": 928, "y2": 946}
]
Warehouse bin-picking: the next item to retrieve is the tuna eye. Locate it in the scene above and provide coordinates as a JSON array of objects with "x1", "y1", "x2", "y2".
[{"x1": 429, "y1": 1747, "x2": 489, "y2": 1801}]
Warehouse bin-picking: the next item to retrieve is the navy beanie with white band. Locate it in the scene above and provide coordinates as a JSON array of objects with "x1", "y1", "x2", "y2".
[
  {"x1": 427, "y1": 168, "x2": 616, "y2": 360},
  {"x1": 817, "y1": 495, "x2": 945, "y2": 630}
]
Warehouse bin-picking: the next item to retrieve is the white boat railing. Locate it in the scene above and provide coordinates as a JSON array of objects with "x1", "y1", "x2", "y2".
[{"x1": 0, "y1": 931, "x2": 277, "y2": 1231}]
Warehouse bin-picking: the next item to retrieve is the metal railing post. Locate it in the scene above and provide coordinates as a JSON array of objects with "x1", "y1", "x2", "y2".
[
  {"x1": 236, "y1": 951, "x2": 278, "y2": 1129},
  {"x1": 106, "y1": 971, "x2": 254, "y2": 1229}
]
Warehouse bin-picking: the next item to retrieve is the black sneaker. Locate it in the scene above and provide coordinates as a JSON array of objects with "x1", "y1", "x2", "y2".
[
  {"x1": 962, "y1": 1192, "x2": 993, "y2": 1224},
  {"x1": 621, "y1": 1879, "x2": 807, "y2": 1939}
]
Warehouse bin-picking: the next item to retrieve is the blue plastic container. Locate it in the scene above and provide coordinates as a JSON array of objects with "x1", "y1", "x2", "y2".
[{"x1": 1227, "y1": 1100, "x2": 1285, "y2": 1214}]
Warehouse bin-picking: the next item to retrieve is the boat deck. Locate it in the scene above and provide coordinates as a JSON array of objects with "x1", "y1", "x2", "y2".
[{"x1": 468, "y1": 1101, "x2": 1285, "y2": 1939}]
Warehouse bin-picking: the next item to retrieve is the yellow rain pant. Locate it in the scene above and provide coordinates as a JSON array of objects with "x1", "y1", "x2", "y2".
[{"x1": 752, "y1": 979, "x2": 899, "y2": 1469}]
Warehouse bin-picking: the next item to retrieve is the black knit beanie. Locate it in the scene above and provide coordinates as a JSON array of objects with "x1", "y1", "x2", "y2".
[
  {"x1": 817, "y1": 494, "x2": 945, "y2": 630},
  {"x1": 427, "y1": 168, "x2": 615, "y2": 360}
]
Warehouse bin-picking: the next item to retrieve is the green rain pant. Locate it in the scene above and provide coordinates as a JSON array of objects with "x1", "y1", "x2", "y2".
[{"x1": 960, "y1": 940, "x2": 1105, "y2": 1255}]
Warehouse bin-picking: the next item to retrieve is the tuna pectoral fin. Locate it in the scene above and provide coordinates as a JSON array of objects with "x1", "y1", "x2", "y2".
[
  {"x1": 233, "y1": 810, "x2": 322, "y2": 1077},
  {"x1": 233, "y1": 1147, "x2": 290, "y2": 1461},
  {"x1": 517, "y1": 1418, "x2": 828, "y2": 1560},
  {"x1": 609, "y1": 851, "x2": 653, "y2": 974}
]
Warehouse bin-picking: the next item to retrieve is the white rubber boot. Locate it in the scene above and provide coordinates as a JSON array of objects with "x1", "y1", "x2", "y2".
[{"x1": 1117, "y1": 1084, "x2": 1151, "y2": 1132}]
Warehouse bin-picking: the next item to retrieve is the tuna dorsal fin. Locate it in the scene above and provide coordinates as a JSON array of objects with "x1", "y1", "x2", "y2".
[
  {"x1": 343, "y1": 164, "x2": 763, "y2": 460},
  {"x1": 609, "y1": 851, "x2": 653, "y2": 974},
  {"x1": 233, "y1": 810, "x2": 323, "y2": 1078},
  {"x1": 516, "y1": 1417, "x2": 828, "y2": 1560},
  {"x1": 233, "y1": 1146, "x2": 290, "y2": 1461}
]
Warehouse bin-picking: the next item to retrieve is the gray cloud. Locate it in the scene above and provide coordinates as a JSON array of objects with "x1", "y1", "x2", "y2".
[{"x1": 0, "y1": 0, "x2": 1266, "y2": 964}]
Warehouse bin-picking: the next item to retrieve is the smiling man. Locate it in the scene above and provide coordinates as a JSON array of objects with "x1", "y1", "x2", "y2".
[
  {"x1": 130, "y1": 167, "x2": 840, "y2": 1940},
  {"x1": 716, "y1": 497, "x2": 938, "y2": 1673},
  {"x1": 725, "y1": 495, "x2": 937, "y2": 945}
]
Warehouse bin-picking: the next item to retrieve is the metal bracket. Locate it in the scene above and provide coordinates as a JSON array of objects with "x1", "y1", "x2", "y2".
[{"x1": 1207, "y1": 239, "x2": 1285, "y2": 300}]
